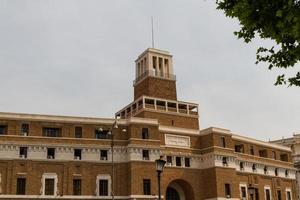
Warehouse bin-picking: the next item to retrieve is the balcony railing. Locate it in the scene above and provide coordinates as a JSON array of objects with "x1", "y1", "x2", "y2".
[{"x1": 133, "y1": 70, "x2": 176, "y2": 85}]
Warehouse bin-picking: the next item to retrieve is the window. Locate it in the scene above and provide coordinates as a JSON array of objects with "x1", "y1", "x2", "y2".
[
  {"x1": 225, "y1": 184, "x2": 231, "y2": 198},
  {"x1": 286, "y1": 190, "x2": 292, "y2": 200},
  {"x1": 272, "y1": 151, "x2": 276, "y2": 160},
  {"x1": 21, "y1": 124, "x2": 29, "y2": 136},
  {"x1": 280, "y1": 154, "x2": 288, "y2": 162},
  {"x1": 142, "y1": 150, "x2": 149, "y2": 160},
  {"x1": 255, "y1": 188, "x2": 259, "y2": 200},
  {"x1": 0, "y1": 125, "x2": 7, "y2": 135},
  {"x1": 240, "y1": 186, "x2": 247, "y2": 200},
  {"x1": 264, "y1": 166, "x2": 268, "y2": 175},
  {"x1": 166, "y1": 156, "x2": 172, "y2": 166},
  {"x1": 265, "y1": 188, "x2": 271, "y2": 200},
  {"x1": 220, "y1": 136, "x2": 226, "y2": 148},
  {"x1": 252, "y1": 164, "x2": 257, "y2": 172},
  {"x1": 43, "y1": 127, "x2": 61, "y2": 137},
  {"x1": 259, "y1": 150, "x2": 268, "y2": 158},
  {"x1": 176, "y1": 157, "x2": 181, "y2": 167},
  {"x1": 99, "y1": 179, "x2": 108, "y2": 196},
  {"x1": 100, "y1": 150, "x2": 108, "y2": 160},
  {"x1": 185, "y1": 157, "x2": 191, "y2": 167},
  {"x1": 235, "y1": 144, "x2": 244, "y2": 153},
  {"x1": 73, "y1": 179, "x2": 81, "y2": 195},
  {"x1": 277, "y1": 190, "x2": 282, "y2": 200},
  {"x1": 47, "y1": 148, "x2": 55, "y2": 159},
  {"x1": 143, "y1": 179, "x2": 151, "y2": 195},
  {"x1": 19, "y1": 147, "x2": 28, "y2": 158},
  {"x1": 142, "y1": 128, "x2": 149, "y2": 139},
  {"x1": 74, "y1": 149, "x2": 82, "y2": 160},
  {"x1": 222, "y1": 157, "x2": 228, "y2": 167},
  {"x1": 75, "y1": 127, "x2": 82, "y2": 138},
  {"x1": 240, "y1": 162, "x2": 244, "y2": 171},
  {"x1": 285, "y1": 170, "x2": 289, "y2": 177},
  {"x1": 250, "y1": 146, "x2": 254, "y2": 155},
  {"x1": 45, "y1": 178, "x2": 55, "y2": 195},
  {"x1": 275, "y1": 168, "x2": 278, "y2": 176},
  {"x1": 95, "y1": 129, "x2": 109, "y2": 139},
  {"x1": 16, "y1": 178, "x2": 26, "y2": 195}
]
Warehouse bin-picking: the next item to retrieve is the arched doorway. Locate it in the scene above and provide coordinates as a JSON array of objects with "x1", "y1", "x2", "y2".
[{"x1": 166, "y1": 180, "x2": 194, "y2": 200}]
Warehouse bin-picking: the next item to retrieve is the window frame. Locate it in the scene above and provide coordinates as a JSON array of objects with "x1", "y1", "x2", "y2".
[
  {"x1": 16, "y1": 177, "x2": 26, "y2": 195},
  {"x1": 142, "y1": 128, "x2": 149, "y2": 139},
  {"x1": 41, "y1": 173, "x2": 58, "y2": 196},
  {"x1": 239, "y1": 183, "x2": 248, "y2": 200},
  {"x1": 73, "y1": 179, "x2": 81, "y2": 196},
  {"x1": 264, "y1": 186, "x2": 272, "y2": 200},
  {"x1": 143, "y1": 179, "x2": 151, "y2": 195},
  {"x1": 96, "y1": 174, "x2": 111, "y2": 196}
]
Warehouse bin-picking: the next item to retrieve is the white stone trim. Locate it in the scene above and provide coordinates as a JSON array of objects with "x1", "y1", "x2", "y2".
[
  {"x1": 200, "y1": 127, "x2": 231, "y2": 136},
  {"x1": 239, "y1": 183, "x2": 248, "y2": 200},
  {"x1": 41, "y1": 173, "x2": 58, "y2": 196},
  {"x1": 285, "y1": 188, "x2": 292, "y2": 200},
  {"x1": 264, "y1": 185, "x2": 272, "y2": 200},
  {"x1": 96, "y1": 174, "x2": 111, "y2": 197}
]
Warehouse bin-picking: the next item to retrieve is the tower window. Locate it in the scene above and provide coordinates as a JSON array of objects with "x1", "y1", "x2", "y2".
[
  {"x1": 74, "y1": 149, "x2": 82, "y2": 160},
  {"x1": 264, "y1": 166, "x2": 268, "y2": 174},
  {"x1": 19, "y1": 147, "x2": 28, "y2": 158},
  {"x1": 100, "y1": 150, "x2": 108, "y2": 160},
  {"x1": 166, "y1": 156, "x2": 172, "y2": 166},
  {"x1": 44, "y1": 178, "x2": 55, "y2": 195},
  {"x1": 47, "y1": 148, "x2": 55, "y2": 159},
  {"x1": 0, "y1": 125, "x2": 7, "y2": 135},
  {"x1": 272, "y1": 151, "x2": 276, "y2": 159},
  {"x1": 142, "y1": 150, "x2": 149, "y2": 160},
  {"x1": 222, "y1": 157, "x2": 228, "y2": 166},
  {"x1": 252, "y1": 164, "x2": 257, "y2": 172},
  {"x1": 43, "y1": 127, "x2": 61, "y2": 137},
  {"x1": 95, "y1": 129, "x2": 109, "y2": 139},
  {"x1": 152, "y1": 56, "x2": 157, "y2": 75},
  {"x1": 142, "y1": 128, "x2": 149, "y2": 139},
  {"x1": 275, "y1": 168, "x2": 278, "y2": 176},
  {"x1": 21, "y1": 124, "x2": 29, "y2": 136},
  {"x1": 240, "y1": 162, "x2": 244, "y2": 171},
  {"x1": 75, "y1": 127, "x2": 82, "y2": 138},
  {"x1": 220, "y1": 136, "x2": 226, "y2": 148},
  {"x1": 143, "y1": 179, "x2": 151, "y2": 195},
  {"x1": 99, "y1": 179, "x2": 108, "y2": 196},
  {"x1": 176, "y1": 157, "x2": 182, "y2": 167},
  {"x1": 225, "y1": 183, "x2": 231, "y2": 198},
  {"x1": 185, "y1": 157, "x2": 191, "y2": 167},
  {"x1": 250, "y1": 146, "x2": 254, "y2": 155},
  {"x1": 277, "y1": 190, "x2": 282, "y2": 200},
  {"x1": 73, "y1": 179, "x2": 81, "y2": 195},
  {"x1": 16, "y1": 178, "x2": 26, "y2": 195},
  {"x1": 235, "y1": 144, "x2": 244, "y2": 153}
]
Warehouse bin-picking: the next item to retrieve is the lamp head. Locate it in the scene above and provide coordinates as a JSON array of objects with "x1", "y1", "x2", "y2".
[{"x1": 155, "y1": 156, "x2": 166, "y2": 173}]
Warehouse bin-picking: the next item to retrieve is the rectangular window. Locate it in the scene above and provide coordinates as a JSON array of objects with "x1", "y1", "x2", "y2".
[
  {"x1": 143, "y1": 179, "x2": 151, "y2": 195},
  {"x1": 166, "y1": 156, "x2": 172, "y2": 166},
  {"x1": 272, "y1": 151, "x2": 276, "y2": 159},
  {"x1": 100, "y1": 150, "x2": 108, "y2": 160},
  {"x1": 43, "y1": 127, "x2": 61, "y2": 137},
  {"x1": 73, "y1": 179, "x2": 81, "y2": 195},
  {"x1": 44, "y1": 178, "x2": 55, "y2": 195},
  {"x1": 0, "y1": 125, "x2": 7, "y2": 135},
  {"x1": 16, "y1": 178, "x2": 26, "y2": 195},
  {"x1": 235, "y1": 144, "x2": 244, "y2": 153},
  {"x1": 142, "y1": 128, "x2": 149, "y2": 139},
  {"x1": 241, "y1": 186, "x2": 247, "y2": 199},
  {"x1": 142, "y1": 150, "x2": 149, "y2": 160},
  {"x1": 99, "y1": 179, "x2": 108, "y2": 196},
  {"x1": 220, "y1": 136, "x2": 226, "y2": 148},
  {"x1": 286, "y1": 191, "x2": 292, "y2": 200},
  {"x1": 19, "y1": 147, "x2": 28, "y2": 158},
  {"x1": 176, "y1": 157, "x2": 182, "y2": 167},
  {"x1": 280, "y1": 154, "x2": 288, "y2": 162},
  {"x1": 185, "y1": 157, "x2": 191, "y2": 167},
  {"x1": 250, "y1": 146, "x2": 254, "y2": 155},
  {"x1": 95, "y1": 129, "x2": 109, "y2": 139},
  {"x1": 74, "y1": 149, "x2": 82, "y2": 160},
  {"x1": 240, "y1": 162, "x2": 244, "y2": 171},
  {"x1": 75, "y1": 127, "x2": 82, "y2": 138},
  {"x1": 47, "y1": 148, "x2": 55, "y2": 159},
  {"x1": 255, "y1": 188, "x2": 259, "y2": 200},
  {"x1": 225, "y1": 184, "x2": 231, "y2": 198},
  {"x1": 265, "y1": 189, "x2": 271, "y2": 200},
  {"x1": 277, "y1": 190, "x2": 282, "y2": 200},
  {"x1": 259, "y1": 150, "x2": 268, "y2": 158},
  {"x1": 21, "y1": 124, "x2": 29, "y2": 136},
  {"x1": 222, "y1": 157, "x2": 228, "y2": 166}
]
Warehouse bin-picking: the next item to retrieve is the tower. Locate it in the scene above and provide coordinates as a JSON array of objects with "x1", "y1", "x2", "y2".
[{"x1": 116, "y1": 48, "x2": 199, "y2": 130}]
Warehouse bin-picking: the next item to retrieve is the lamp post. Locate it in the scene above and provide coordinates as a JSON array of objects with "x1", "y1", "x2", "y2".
[
  {"x1": 155, "y1": 156, "x2": 166, "y2": 200},
  {"x1": 101, "y1": 119, "x2": 126, "y2": 200},
  {"x1": 248, "y1": 186, "x2": 255, "y2": 200}
]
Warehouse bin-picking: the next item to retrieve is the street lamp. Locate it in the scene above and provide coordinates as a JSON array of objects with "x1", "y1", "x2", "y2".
[
  {"x1": 248, "y1": 186, "x2": 255, "y2": 200},
  {"x1": 101, "y1": 119, "x2": 126, "y2": 200},
  {"x1": 155, "y1": 156, "x2": 166, "y2": 200}
]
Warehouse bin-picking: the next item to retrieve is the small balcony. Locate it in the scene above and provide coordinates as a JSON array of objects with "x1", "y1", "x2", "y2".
[
  {"x1": 133, "y1": 70, "x2": 176, "y2": 85},
  {"x1": 115, "y1": 96, "x2": 198, "y2": 119}
]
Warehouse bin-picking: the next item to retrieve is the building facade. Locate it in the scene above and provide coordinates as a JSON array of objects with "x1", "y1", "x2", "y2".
[{"x1": 0, "y1": 48, "x2": 297, "y2": 200}]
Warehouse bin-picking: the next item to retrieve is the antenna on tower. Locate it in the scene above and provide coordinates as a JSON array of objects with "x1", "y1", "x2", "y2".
[{"x1": 151, "y1": 16, "x2": 155, "y2": 48}]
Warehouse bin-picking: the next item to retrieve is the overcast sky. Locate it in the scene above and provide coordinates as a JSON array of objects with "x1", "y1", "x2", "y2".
[{"x1": 0, "y1": 0, "x2": 299, "y2": 141}]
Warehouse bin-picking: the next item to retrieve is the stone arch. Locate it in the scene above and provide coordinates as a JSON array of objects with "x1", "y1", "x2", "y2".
[{"x1": 166, "y1": 179, "x2": 195, "y2": 200}]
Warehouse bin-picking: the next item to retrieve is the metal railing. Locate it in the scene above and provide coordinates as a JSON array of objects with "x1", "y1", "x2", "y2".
[{"x1": 133, "y1": 70, "x2": 176, "y2": 85}]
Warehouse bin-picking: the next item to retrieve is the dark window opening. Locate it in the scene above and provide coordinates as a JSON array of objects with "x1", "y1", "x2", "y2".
[
  {"x1": 275, "y1": 168, "x2": 278, "y2": 176},
  {"x1": 74, "y1": 149, "x2": 82, "y2": 160},
  {"x1": 241, "y1": 186, "x2": 246, "y2": 199},
  {"x1": 255, "y1": 188, "x2": 259, "y2": 200},
  {"x1": 277, "y1": 190, "x2": 282, "y2": 200},
  {"x1": 264, "y1": 166, "x2": 268, "y2": 174},
  {"x1": 75, "y1": 127, "x2": 82, "y2": 138},
  {"x1": 19, "y1": 147, "x2": 28, "y2": 158},
  {"x1": 250, "y1": 146, "x2": 254, "y2": 155},
  {"x1": 252, "y1": 164, "x2": 257, "y2": 172},
  {"x1": 266, "y1": 189, "x2": 271, "y2": 200},
  {"x1": 222, "y1": 157, "x2": 228, "y2": 167},
  {"x1": 100, "y1": 150, "x2": 108, "y2": 160},
  {"x1": 280, "y1": 153, "x2": 288, "y2": 162},
  {"x1": 43, "y1": 127, "x2": 61, "y2": 137},
  {"x1": 225, "y1": 183, "x2": 231, "y2": 198},
  {"x1": 272, "y1": 151, "x2": 277, "y2": 160},
  {"x1": 240, "y1": 162, "x2": 244, "y2": 171},
  {"x1": 21, "y1": 124, "x2": 29, "y2": 136},
  {"x1": 0, "y1": 125, "x2": 7, "y2": 135},
  {"x1": 44, "y1": 178, "x2": 55, "y2": 195},
  {"x1": 73, "y1": 179, "x2": 81, "y2": 195},
  {"x1": 259, "y1": 149, "x2": 268, "y2": 158},
  {"x1": 142, "y1": 128, "x2": 149, "y2": 139},
  {"x1": 285, "y1": 169, "x2": 289, "y2": 177},
  {"x1": 166, "y1": 156, "x2": 172, "y2": 166},
  {"x1": 176, "y1": 157, "x2": 181, "y2": 167},
  {"x1": 16, "y1": 178, "x2": 26, "y2": 195},
  {"x1": 185, "y1": 157, "x2": 191, "y2": 167},
  {"x1": 47, "y1": 148, "x2": 55, "y2": 159},
  {"x1": 235, "y1": 144, "x2": 244, "y2": 153},
  {"x1": 287, "y1": 191, "x2": 292, "y2": 200},
  {"x1": 143, "y1": 179, "x2": 151, "y2": 195},
  {"x1": 220, "y1": 136, "x2": 226, "y2": 148},
  {"x1": 142, "y1": 150, "x2": 149, "y2": 160},
  {"x1": 95, "y1": 129, "x2": 109, "y2": 139},
  {"x1": 99, "y1": 179, "x2": 108, "y2": 196}
]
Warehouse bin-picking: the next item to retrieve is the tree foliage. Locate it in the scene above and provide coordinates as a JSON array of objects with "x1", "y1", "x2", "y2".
[{"x1": 216, "y1": 0, "x2": 300, "y2": 86}]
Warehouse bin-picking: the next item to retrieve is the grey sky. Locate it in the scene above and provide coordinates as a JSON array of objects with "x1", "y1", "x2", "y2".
[{"x1": 0, "y1": 0, "x2": 299, "y2": 141}]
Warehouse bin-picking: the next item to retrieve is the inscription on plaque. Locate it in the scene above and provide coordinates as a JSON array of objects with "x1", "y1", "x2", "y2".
[{"x1": 165, "y1": 134, "x2": 190, "y2": 148}]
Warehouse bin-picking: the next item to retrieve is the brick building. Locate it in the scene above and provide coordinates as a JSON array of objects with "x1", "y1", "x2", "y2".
[{"x1": 0, "y1": 48, "x2": 297, "y2": 200}]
